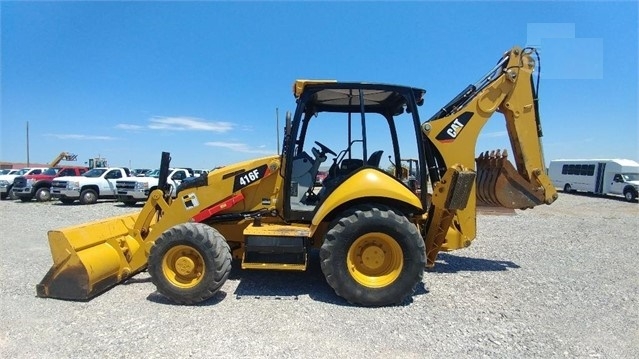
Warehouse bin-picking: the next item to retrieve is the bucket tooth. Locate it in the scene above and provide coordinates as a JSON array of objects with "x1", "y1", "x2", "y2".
[{"x1": 475, "y1": 149, "x2": 546, "y2": 209}]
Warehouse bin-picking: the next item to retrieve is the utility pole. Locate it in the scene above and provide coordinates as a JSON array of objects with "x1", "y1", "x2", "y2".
[{"x1": 26, "y1": 121, "x2": 30, "y2": 166}]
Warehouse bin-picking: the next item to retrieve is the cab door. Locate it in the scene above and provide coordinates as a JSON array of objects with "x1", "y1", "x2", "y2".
[
  {"x1": 169, "y1": 170, "x2": 187, "y2": 197},
  {"x1": 103, "y1": 170, "x2": 123, "y2": 195},
  {"x1": 610, "y1": 173, "x2": 625, "y2": 195}
]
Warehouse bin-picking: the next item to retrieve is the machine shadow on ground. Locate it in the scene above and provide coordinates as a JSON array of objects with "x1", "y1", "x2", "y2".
[
  {"x1": 229, "y1": 250, "x2": 353, "y2": 306},
  {"x1": 229, "y1": 251, "x2": 430, "y2": 307},
  {"x1": 140, "y1": 249, "x2": 431, "y2": 307},
  {"x1": 139, "y1": 250, "x2": 518, "y2": 306},
  {"x1": 558, "y1": 191, "x2": 638, "y2": 204},
  {"x1": 431, "y1": 253, "x2": 520, "y2": 273}
]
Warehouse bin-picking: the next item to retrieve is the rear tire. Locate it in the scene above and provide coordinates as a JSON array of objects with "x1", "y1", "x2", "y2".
[
  {"x1": 79, "y1": 189, "x2": 98, "y2": 205},
  {"x1": 148, "y1": 223, "x2": 232, "y2": 305},
  {"x1": 563, "y1": 184, "x2": 572, "y2": 193},
  {"x1": 35, "y1": 187, "x2": 52, "y2": 202},
  {"x1": 320, "y1": 204, "x2": 425, "y2": 306}
]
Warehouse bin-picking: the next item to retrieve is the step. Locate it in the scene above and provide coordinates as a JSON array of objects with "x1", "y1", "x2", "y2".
[{"x1": 241, "y1": 223, "x2": 310, "y2": 271}]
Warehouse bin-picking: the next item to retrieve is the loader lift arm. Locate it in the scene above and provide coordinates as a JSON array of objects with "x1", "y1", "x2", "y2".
[
  {"x1": 421, "y1": 46, "x2": 558, "y2": 265},
  {"x1": 49, "y1": 152, "x2": 78, "y2": 167}
]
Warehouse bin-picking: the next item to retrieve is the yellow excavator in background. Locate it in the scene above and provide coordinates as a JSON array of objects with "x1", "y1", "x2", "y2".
[
  {"x1": 37, "y1": 46, "x2": 557, "y2": 307},
  {"x1": 49, "y1": 152, "x2": 78, "y2": 167},
  {"x1": 389, "y1": 158, "x2": 421, "y2": 195}
]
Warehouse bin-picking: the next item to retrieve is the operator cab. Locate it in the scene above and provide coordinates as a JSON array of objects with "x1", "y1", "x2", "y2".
[{"x1": 283, "y1": 81, "x2": 428, "y2": 222}]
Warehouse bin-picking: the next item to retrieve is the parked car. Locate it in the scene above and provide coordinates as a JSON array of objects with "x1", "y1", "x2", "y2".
[
  {"x1": 315, "y1": 170, "x2": 329, "y2": 186},
  {"x1": 12, "y1": 166, "x2": 88, "y2": 202},
  {"x1": 132, "y1": 168, "x2": 152, "y2": 177},
  {"x1": 115, "y1": 168, "x2": 191, "y2": 206},
  {"x1": 51, "y1": 167, "x2": 132, "y2": 204},
  {"x1": 0, "y1": 169, "x2": 20, "y2": 175},
  {"x1": 194, "y1": 169, "x2": 208, "y2": 177},
  {"x1": 0, "y1": 167, "x2": 48, "y2": 200}
]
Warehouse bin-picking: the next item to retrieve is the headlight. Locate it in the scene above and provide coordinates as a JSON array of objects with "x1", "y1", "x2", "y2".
[
  {"x1": 134, "y1": 182, "x2": 149, "y2": 190},
  {"x1": 26, "y1": 178, "x2": 36, "y2": 186},
  {"x1": 0, "y1": 180, "x2": 8, "y2": 186},
  {"x1": 67, "y1": 181, "x2": 80, "y2": 190}
]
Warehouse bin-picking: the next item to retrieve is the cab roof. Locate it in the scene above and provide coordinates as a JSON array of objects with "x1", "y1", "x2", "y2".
[{"x1": 293, "y1": 80, "x2": 425, "y2": 114}]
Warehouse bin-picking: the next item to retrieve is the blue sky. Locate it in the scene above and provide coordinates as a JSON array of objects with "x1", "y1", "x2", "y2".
[{"x1": 1, "y1": 1, "x2": 637, "y2": 170}]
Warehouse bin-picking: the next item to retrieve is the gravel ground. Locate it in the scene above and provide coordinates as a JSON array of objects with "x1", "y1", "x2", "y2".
[{"x1": 0, "y1": 193, "x2": 637, "y2": 358}]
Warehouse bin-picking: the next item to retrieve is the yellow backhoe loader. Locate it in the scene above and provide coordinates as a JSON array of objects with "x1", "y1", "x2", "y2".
[
  {"x1": 37, "y1": 46, "x2": 557, "y2": 306},
  {"x1": 49, "y1": 152, "x2": 78, "y2": 168}
]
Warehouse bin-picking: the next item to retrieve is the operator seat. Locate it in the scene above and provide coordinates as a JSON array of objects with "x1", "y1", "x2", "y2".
[
  {"x1": 326, "y1": 150, "x2": 384, "y2": 178},
  {"x1": 366, "y1": 150, "x2": 384, "y2": 167},
  {"x1": 318, "y1": 150, "x2": 384, "y2": 201}
]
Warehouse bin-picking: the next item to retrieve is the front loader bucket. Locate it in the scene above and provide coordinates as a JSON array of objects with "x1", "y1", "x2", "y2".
[
  {"x1": 36, "y1": 213, "x2": 144, "y2": 301},
  {"x1": 475, "y1": 150, "x2": 546, "y2": 209}
]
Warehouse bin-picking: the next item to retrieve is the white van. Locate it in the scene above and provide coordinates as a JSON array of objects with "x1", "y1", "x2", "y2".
[{"x1": 548, "y1": 159, "x2": 639, "y2": 202}]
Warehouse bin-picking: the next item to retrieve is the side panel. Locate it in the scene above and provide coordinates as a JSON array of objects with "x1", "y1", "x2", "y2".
[{"x1": 548, "y1": 160, "x2": 598, "y2": 192}]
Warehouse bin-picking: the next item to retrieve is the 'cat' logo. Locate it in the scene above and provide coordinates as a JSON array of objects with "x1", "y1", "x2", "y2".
[
  {"x1": 447, "y1": 118, "x2": 465, "y2": 138},
  {"x1": 435, "y1": 112, "x2": 473, "y2": 142}
]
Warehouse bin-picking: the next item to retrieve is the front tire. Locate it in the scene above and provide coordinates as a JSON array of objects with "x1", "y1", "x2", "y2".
[
  {"x1": 148, "y1": 223, "x2": 232, "y2": 305},
  {"x1": 320, "y1": 204, "x2": 425, "y2": 306},
  {"x1": 563, "y1": 184, "x2": 572, "y2": 193},
  {"x1": 79, "y1": 189, "x2": 98, "y2": 205},
  {"x1": 35, "y1": 187, "x2": 52, "y2": 202},
  {"x1": 8, "y1": 187, "x2": 18, "y2": 200},
  {"x1": 624, "y1": 188, "x2": 637, "y2": 202}
]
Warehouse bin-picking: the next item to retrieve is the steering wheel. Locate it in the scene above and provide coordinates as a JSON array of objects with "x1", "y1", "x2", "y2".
[{"x1": 314, "y1": 141, "x2": 337, "y2": 157}]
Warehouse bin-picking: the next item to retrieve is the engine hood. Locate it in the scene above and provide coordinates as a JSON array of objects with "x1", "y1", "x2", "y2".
[
  {"x1": 22, "y1": 174, "x2": 56, "y2": 180},
  {"x1": 53, "y1": 176, "x2": 98, "y2": 183},
  {"x1": 0, "y1": 174, "x2": 20, "y2": 181},
  {"x1": 176, "y1": 155, "x2": 280, "y2": 196},
  {"x1": 626, "y1": 180, "x2": 639, "y2": 187}
]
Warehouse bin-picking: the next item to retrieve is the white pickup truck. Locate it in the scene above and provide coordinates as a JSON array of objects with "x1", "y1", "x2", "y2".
[
  {"x1": 115, "y1": 168, "x2": 193, "y2": 206},
  {"x1": 0, "y1": 167, "x2": 48, "y2": 200},
  {"x1": 51, "y1": 167, "x2": 132, "y2": 204}
]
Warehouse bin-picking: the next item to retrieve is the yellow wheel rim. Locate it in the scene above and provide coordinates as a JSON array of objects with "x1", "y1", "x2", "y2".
[
  {"x1": 347, "y1": 232, "x2": 403, "y2": 288},
  {"x1": 162, "y1": 245, "x2": 206, "y2": 288}
]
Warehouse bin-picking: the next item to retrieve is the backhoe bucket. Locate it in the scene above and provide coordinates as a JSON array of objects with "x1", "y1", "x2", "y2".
[
  {"x1": 36, "y1": 213, "x2": 144, "y2": 301},
  {"x1": 475, "y1": 150, "x2": 546, "y2": 209}
]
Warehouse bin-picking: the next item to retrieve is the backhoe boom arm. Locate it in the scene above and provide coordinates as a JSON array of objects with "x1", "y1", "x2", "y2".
[{"x1": 422, "y1": 46, "x2": 558, "y2": 261}]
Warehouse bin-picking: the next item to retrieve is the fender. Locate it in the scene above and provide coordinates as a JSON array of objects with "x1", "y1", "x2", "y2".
[{"x1": 311, "y1": 168, "x2": 423, "y2": 231}]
